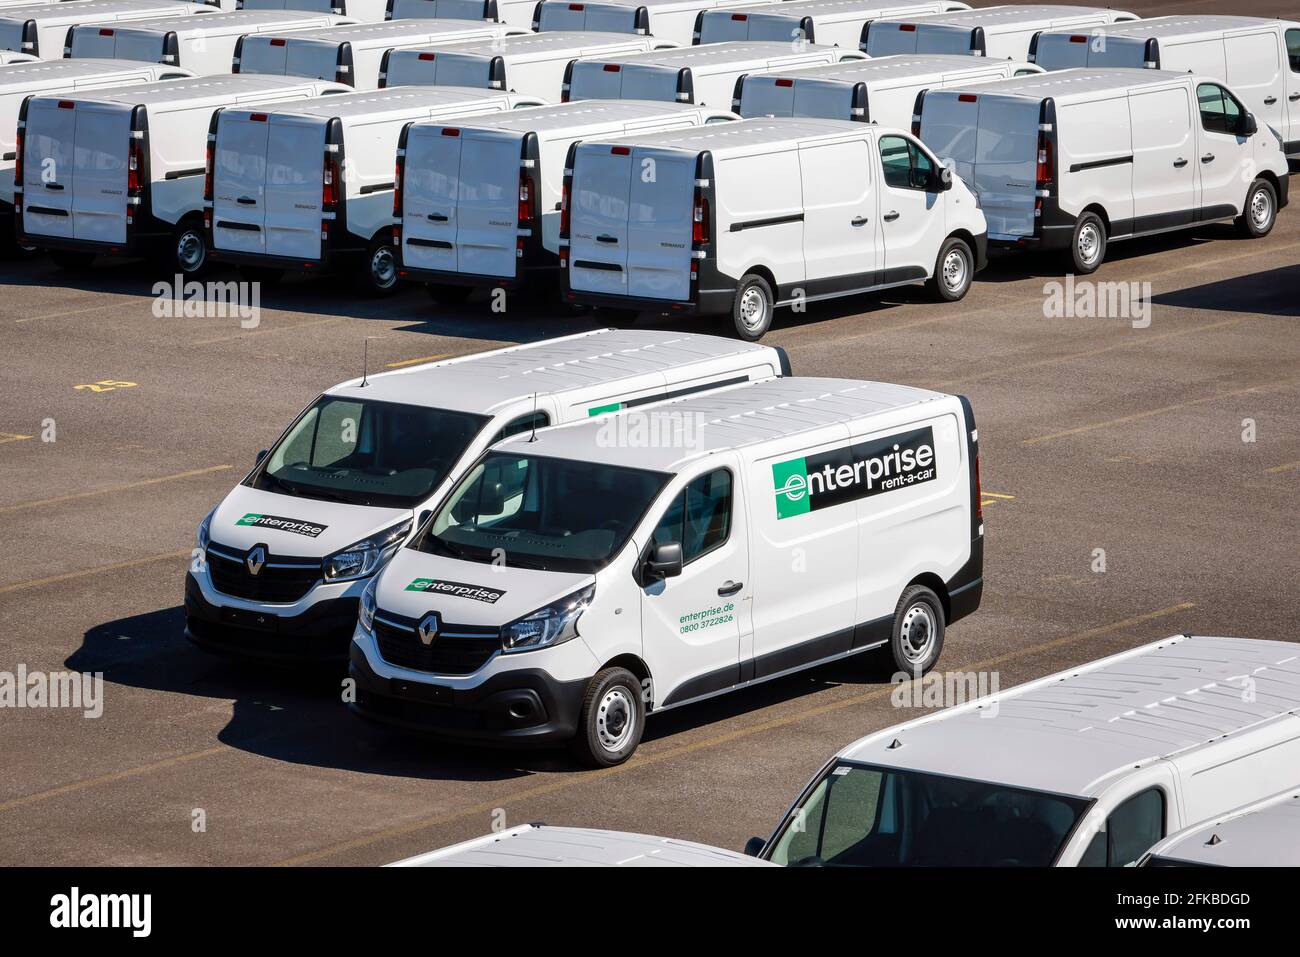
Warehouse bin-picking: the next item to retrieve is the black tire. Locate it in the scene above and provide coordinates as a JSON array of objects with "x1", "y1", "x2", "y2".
[
  {"x1": 1235, "y1": 178, "x2": 1276, "y2": 238},
  {"x1": 239, "y1": 266, "x2": 284, "y2": 286},
  {"x1": 172, "y1": 218, "x2": 209, "y2": 276},
  {"x1": 425, "y1": 282, "x2": 473, "y2": 306},
  {"x1": 1068, "y1": 211, "x2": 1106, "y2": 275},
  {"x1": 0, "y1": 226, "x2": 39, "y2": 259},
  {"x1": 730, "y1": 273, "x2": 774, "y2": 341},
  {"x1": 570, "y1": 666, "x2": 645, "y2": 768},
  {"x1": 362, "y1": 233, "x2": 400, "y2": 297},
  {"x1": 49, "y1": 250, "x2": 94, "y2": 270},
  {"x1": 886, "y1": 584, "x2": 946, "y2": 677},
  {"x1": 927, "y1": 235, "x2": 974, "y2": 302}
]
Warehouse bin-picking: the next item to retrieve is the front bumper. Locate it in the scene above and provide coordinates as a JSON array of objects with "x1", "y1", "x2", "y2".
[{"x1": 183, "y1": 571, "x2": 358, "y2": 664}]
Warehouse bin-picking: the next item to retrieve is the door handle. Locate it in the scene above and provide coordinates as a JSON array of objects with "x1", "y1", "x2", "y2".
[
  {"x1": 1172, "y1": 158, "x2": 1188, "y2": 168},
  {"x1": 717, "y1": 581, "x2": 743, "y2": 597},
  {"x1": 851, "y1": 215, "x2": 869, "y2": 226},
  {"x1": 596, "y1": 234, "x2": 618, "y2": 244},
  {"x1": 237, "y1": 196, "x2": 256, "y2": 205},
  {"x1": 1290, "y1": 93, "x2": 1300, "y2": 102},
  {"x1": 1263, "y1": 96, "x2": 1277, "y2": 105},
  {"x1": 1201, "y1": 153, "x2": 1215, "y2": 163},
  {"x1": 427, "y1": 212, "x2": 449, "y2": 222},
  {"x1": 44, "y1": 182, "x2": 64, "y2": 190},
  {"x1": 883, "y1": 210, "x2": 900, "y2": 222}
]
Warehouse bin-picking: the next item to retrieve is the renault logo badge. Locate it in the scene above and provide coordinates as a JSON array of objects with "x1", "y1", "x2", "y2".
[
  {"x1": 418, "y1": 612, "x2": 440, "y2": 646},
  {"x1": 245, "y1": 545, "x2": 266, "y2": 576}
]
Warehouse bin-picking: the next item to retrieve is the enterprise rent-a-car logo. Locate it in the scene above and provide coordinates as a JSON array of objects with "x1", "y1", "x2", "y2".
[
  {"x1": 235, "y1": 513, "x2": 327, "y2": 538},
  {"x1": 405, "y1": 578, "x2": 506, "y2": 604},
  {"x1": 772, "y1": 427, "x2": 937, "y2": 520}
]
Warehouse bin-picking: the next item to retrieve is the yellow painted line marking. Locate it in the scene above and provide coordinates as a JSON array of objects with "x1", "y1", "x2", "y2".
[
  {"x1": 1265, "y1": 460, "x2": 1300, "y2": 475},
  {"x1": 273, "y1": 601, "x2": 1194, "y2": 866},
  {"x1": 193, "y1": 316, "x2": 344, "y2": 346},
  {"x1": 981, "y1": 492, "x2": 1015, "y2": 500},
  {"x1": 385, "y1": 352, "x2": 453, "y2": 369},
  {"x1": 0, "y1": 548, "x2": 190, "y2": 595},
  {"x1": 0, "y1": 747, "x2": 227, "y2": 815},
  {"x1": 0, "y1": 465, "x2": 232, "y2": 515},
  {"x1": 1022, "y1": 378, "x2": 1296, "y2": 446},
  {"x1": 0, "y1": 432, "x2": 33, "y2": 444},
  {"x1": 13, "y1": 301, "x2": 133, "y2": 324}
]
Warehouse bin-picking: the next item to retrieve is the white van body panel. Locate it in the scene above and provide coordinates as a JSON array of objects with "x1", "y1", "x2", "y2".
[
  {"x1": 567, "y1": 40, "x2": 858, "y2": 106},
  {"x1": 399, "y1": 99, "x2": 732, "y2": 281},
  {"x1": 738, "y1": 53, "x2": 1040, "y2": 125},
  {"x1": 0, "y1": 58, "x2": 191, "y2": 210},
  {"x1": 385, "y1": 0, "x2": 502, "y2": 26},
  {"x1": 383, "y1": 31, "x2": 665, "y2": 99},
  {"x1": 67, "y1": 10, "x2": 348, "y2": 75},
  {"x1": 0, "y1": 0, "x2": 215, "y2": 58},
  {"x1": 1143, "y1": 787, "x2": 1300, "y2": 867},
  {"x1": 237, "y1": 19, "x2": 519, "y2": 89},
  {"x1": 535, "y1": 0, "x2": 781, "y2": 47},
  {"x1": 242, "y1": 0, "x2": 389, "y2": 23},
  {"x1": 696, "y1": 0, "x2": 969, "y2": 48},
  {"x1": 0, "y1": 49, "x2": 37, "y2": 64},
  {"x1": 864, "y1": 4, "x2": 1137, "y2": 60},
  {"x1": 1033, "y1": 17, "x2": 1300, "y2": 159}
]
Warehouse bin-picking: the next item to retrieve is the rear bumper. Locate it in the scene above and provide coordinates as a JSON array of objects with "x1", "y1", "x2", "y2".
[
  {"x1": 18, "y1": 230, "x2": 141, "y2": 257},
  {"x1": 560, "y1": 257, "x2": 736, "y2": 316},
  {"x1": 209, "y1": 244, "x2": 338, "y2": 274},
  {"x1": 396, "y1": 236, "x2": 557, "y2": 291}
]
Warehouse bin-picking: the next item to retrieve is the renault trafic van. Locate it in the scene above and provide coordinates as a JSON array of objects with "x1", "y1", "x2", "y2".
[
  {"x1": 695, "y1": 0, "x2": 969, "y2": 48},
  {"x1": 206, "y1": 85, "x2": 544, "y2": 292},
  {"x1": 561, "y1": 117, "x2": 986, "y2": 338},
  {"x1": 863, "y1": 4, "x2": 1137, "y2": 60},
  {"x1": 385, "y1": 0, "x2": 502, "y2": 25},
  {"x1": 749, "y1": 635, "x2": 1300, "y2": 867},
  {"x1": 185, "y1": 328, "x2": 788, "y2": 663},
  {"x1": 0, "y1": 0, "x2": 215, "y2": 58},
  {"x1": 0, "y1": 58, "x2": 191, "y2": 254},
  {"x1": 66, "y1": 10, "x2": 350, "y2": 74},
  {"x1": 1031, "y1": 17, "x2": 1300, "y2": 162},
  {"x1": 1141, "y1": 787, "x2": 1300, "y2": 867},
  {"x1": 736, "y1": 54, "x2": 1040, "y2": 125},
  {"x1": 379, "y1": 31, "x2": 668, "y2": 98},
  {"x1": 236, "y1": 19, "x2": 521, "y2": 89},
  {"x1": 16, "y1": 74, "x2": 347, "y2": 272},
  {"x1": 353, "y1": 376, "x2": 982, "y2": 765},
  {"x1": 562, "y1": 39, "x2": 859, "y2": 105},
  {"x1": 534, "y1": 0, "x2": 780, "y2": 47},
  {"x1": 240, "y1": 0, "x2": 390, "y2": 22},
  {"x1": 916, "y1": 69, "x2": 1290, "y2": 273},
  {"x1": 396, "y1": 100, "x2": 736, "y2": 301}
]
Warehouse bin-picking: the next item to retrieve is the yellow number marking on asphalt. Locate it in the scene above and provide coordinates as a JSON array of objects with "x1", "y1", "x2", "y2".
[
  {"x1": 981, "y1": 491, "x2": 1015, "y2": 508},
  {"x1": 0, "y1": 432, "x2": 33, "y2": 444},
  {"x1": 74, "y1": 380, "x2": 138, "y2": 395}
]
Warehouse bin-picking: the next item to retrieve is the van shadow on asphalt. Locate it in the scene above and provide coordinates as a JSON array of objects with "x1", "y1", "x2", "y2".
[{"x1": 1152, "y1": 263, "x2": 1299, "y2": 317}]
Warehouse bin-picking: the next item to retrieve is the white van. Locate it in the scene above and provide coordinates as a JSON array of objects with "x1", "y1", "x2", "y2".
[
  {"x1": 748, "y1": 635, "x2": 1300, "y2": 867},
  {"x1": 380, "y1": 31, "x2": 669, "y2": 99},
  {"x1": 16, "y1": 73, "x2": 346, "y2": 272},
  {"x1": 397, "y1": 100, "x2": 735, "y2": 302},
  {"x1": 385, "y1": 0, "x2": 503, "y2": 26},
  {"x1": 917, "y1": 69, "x2": 1290, "y2": 273},
  {"x1": 0, "y1": 49, "x2": 36, "y2": 63},
  {"x1": 237, "y1": 19, "x2": 520, "y2": 89},
  {"x1": 563, "y1": 40, "x2": 859, "y2": 105},
  {"x1": 0, "y1": 57, "x2": 190, "y2": 254},
  {"x1": 391, "y1": 824, "x2": 775, "y2": 866},
  {"x1": 207, "y1": 85, "x2": 543, "y2": 291},
  {"x1": 863, "y1": 4, "x2": 1137, "y2": 60},
  {"x1": 1141, "y1": 787, "x2": 1300, "y2": 868},
  {"x1": 562, "y1": 118, "x2": 986, "y2": 338},
  {"x1": 65, "y1": 10, "x2": 350, "y2": 75},
  {"x1": 534, "y1": 0, "x2": 780, "y2": 48},
  {"x1": 737, "y1": 54, "x2": 1041, "y2": 126},
  {"x1": 354, "y1": 376, "x2": 982, "y2": 765},
  {"x1": 186, "y1": 328, "x2": 788, "y2": 663},
  {"x1": 695, "y1": 0, "x2": 969, "y2": 49},
  {"x1": 239, "y1": 0, "x2": 389, "y2": 23},
  {"x1": 1031, "y1": 17, "x2": 1300, "y2": 162},
  {"x1": 0, "y1": 0, "x2": 215, "y2": 58}
]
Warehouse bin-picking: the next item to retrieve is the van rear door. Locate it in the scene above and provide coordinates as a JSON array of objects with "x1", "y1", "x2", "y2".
[
  {"x1": 285, "y1": 40, "x2": 345, "y2": 83},
  {"x1": 70, "y1": 101, "x2": 131, "y2": 243},
  {"x1": 213, "y1": 111, "x2": 271, "y2": 255},
  {"x1": 1033, "y1": 32, "x2": 1145, "y2": 69},
  {"x1": 21, "y1": 98, "x2": 77, "y2": 239},
  {"x1": 626, "y1": 145, "x2": 693, "y2": 299},
  {"x1": 239, "y1": 36, "x2": 290, "y2": 76},
  {"x1": 568, "y1": 144, "x2": 631, "y2": 295},
  {"x1": 455, "y1": 127, "x2": 522, "y2": 278},
  {"x1": 401, "y1": 125, "x2": 462, "y2": 273},
  {"x1": 264, "y1": 113, "x2": 325, "y2": 260},
  {"x1": 619, "y1": 64, "x2": 682, "y2": 102}
]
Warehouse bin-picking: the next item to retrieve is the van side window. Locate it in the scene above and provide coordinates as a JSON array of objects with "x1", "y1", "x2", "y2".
[
  {"x1": 705, "y1": 114, "x2": 735, "y2": 124},
  {"x1": 879, "y1": 134, "x2": 936, "y2": 191},
  {"x1": 1287, "y1": 29, "x2": 1300, "y2": 72},
  {"x1": 1196, "y1": 83, "x2": 1244, "y2": 135},
  {"x1": 1014, "y1": 69, "x2": 1039, "y2": 77},
  {"x1": 650, "y1": 469, "x2": 732, "y2": 564},
  {"x1": 1078, "y1": 788, "x2": 1166, "y2": 867},
  {"x1": 491, "y1": 411, "x2": 549, "y2": 445}
]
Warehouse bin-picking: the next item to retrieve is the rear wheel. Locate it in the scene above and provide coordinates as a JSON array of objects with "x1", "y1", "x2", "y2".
[
  {"x1": 730, "y1": 273, "x2": 774, "y2": 341},
  {"x1": 49, "y1": 250, "x2": 94, "y2": 270},
  {"x1": 362, "y1": 234, "x2": 399, "y2": 297},
  {"x1": 172, "y1": 219, "x2": 208, "y2": 276},
  {"x1": 425, "y1": 282, "x2": 473, "y2": 306},
  {"x1": 1069, "y1": 212, "x2": 1106, "y2": 275},
  {"x1": 570, "y1": 667, "x2": 645, "y2": 768},
  {"x1": 1235, "y1": 178, "x2": 1276, "y2": 238},
  {"x1": 927, "y1": 235, "x2": 974, "y2": 302},
  {"x1": 886, "y1": 585, "x2": 945, "y2": 677}
]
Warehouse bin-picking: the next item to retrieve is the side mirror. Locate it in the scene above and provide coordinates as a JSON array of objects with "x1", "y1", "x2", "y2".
[
  {"x1": 645, "y1": 542, "x2": 683, "y2": 581},
  {"x1": 1239, "y1": 112, "x2": 1257, "y2": 138},
  {"x1": 479, "y1": 481, "x2": 506, "y2": 516},
  {"x1": 255, "y1": 449, "x2": 269, "y2": 466},
  {"x1": 939, "y1": 165, "x2": 953, "y2": 190},
  {"x1": 743, "y1": 836, "x2": 766, "y2": 858}
]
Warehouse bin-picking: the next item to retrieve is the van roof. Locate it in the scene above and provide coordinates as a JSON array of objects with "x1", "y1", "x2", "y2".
[
  {"x1": 74, "y1": 9, "x2": 344, "y2": 37},
  {"x1": 496, "y1": 376, "x2": 950, "y2": 471},
  {"x1": 1145, "y1": 787, "x2": 1300, "y2": 867},
  {"x1": 30, "y1": 73, "x2": 342, "y2": 108},
  {"x1": 0, "y1": 56, "x2": 175, "y2": 85},
  {"x1": 544, "y1": 0, "x2": 769, "y2": 11},
  {"x1": 325, "y1": 328, "x2": 781, "y2": 415},
  {"x1": 233, "y1": 85, "x2": 518, "y2": 120},
  {"x1": 722, "y1": 0, "x2": 964, "y2": 17},
  {"x1": 1038, "y1": 14, "x2": 1300, "y2": 41},
  {"x1": 874, "y1": 5, "x2": 1131, "y2": 29},
  {"x1": 576, "y1": 115, "x2": 880, "y2": 156},
  {"x1": 590, "y1": 40, "x2": 838, "y2": 67},
  {"x1": 0, "y1": 0, "x2": 211, "y2": 24},
  {"x1": 256, "y1": 18, "x2": 512, "y2": 44},
  {"x1": 758, "y1": 53, "x2": 1027, "y2": 84},
  {"x1": 936, "y1": 67, "x2": 1194, "y2": 102},
  {"x1": 837, "y1": 635, "x2": 1300, "y2": 798},
  {"x1": 413, "y1": 99, "x2": 708, "y2": 134},
  {"x1": 424, "y1": 31, "x2": 652, "y2": 57}
]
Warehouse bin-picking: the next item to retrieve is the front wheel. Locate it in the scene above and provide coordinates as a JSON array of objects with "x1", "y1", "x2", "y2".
[
  {"x1": 1235, "y1": 178, "x2": 1276, "y2": 238},
  {"x1": 362, "y1": 234, "x2": 400, "y2": 297},
  {"x1": 730, "y1": 273, "x2": 774, "y2": 341},
  {"x1": 927, "y1": 236, "x2": 974, "y2": 302},
  {"x1": 172, "y1": 219, "x2": 209, "y2": 276},
  {"x1": 1069, "y1": 212, "x2": 1106, "y2": 275},
  {"x1": 570, "y1": 667, "x2": 645, "y2": 768},
  {"x1": 886, "y1": 585, "x2": 946, "y2": 677}
]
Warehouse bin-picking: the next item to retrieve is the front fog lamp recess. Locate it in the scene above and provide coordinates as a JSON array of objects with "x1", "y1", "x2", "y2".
[
  {"x1": 323, "y1": 521, "x2": 412, "y2": 582},
  {"x1": 501, "y1": 584, "x2": 595, "y2": 653}
]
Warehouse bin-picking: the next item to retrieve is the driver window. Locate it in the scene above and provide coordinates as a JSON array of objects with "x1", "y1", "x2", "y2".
[
  {"x1": 492, "y1": 410, "x2": 549, "y2": 445},
  {"x1": 1287, "y1": 29, "x2": 1300, "y2": 72},
  {"x1": 1197, "y1": 83, "x2": 1243, "y2": 135},
  {"x1": 649, "y1": 469, "x2": 732, "y2": 563},
  {"x1": 1078, "y1": 788, "x2": 1165, "y2": 867},
  {"x1": 879, "y1": 135, "x2": 935, "y2": 191}
]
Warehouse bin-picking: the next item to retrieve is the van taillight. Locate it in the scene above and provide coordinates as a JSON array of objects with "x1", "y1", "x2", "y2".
[
  {"x1": 611, "y1": 145, "x2": 630, "y2": 155},
  {"x1": 58, "y1": 100, "x2": 75, "y2": 110},
  {"x1": 1069, "y1": 34, "x2": 1087, "y2": 43},
  {"x1": 899, "y1": 23, "x2": 916, "y2": 31},
  {"x1": 393, "y1": 151, "x2": 404, "y2": 219},
  {"x1": 419, "y1": 52, "x2": 435, "y2": 61},
  {"x1": 692, "y1": 190, "x2": 709, "y2": 245},
  {"x1": 203, "y1": 137, "x2": 215, "y2": 204},
  {"x1": 559, "y1": 177, "x2": 571, "y2": 247},
  {"x1": 323, "y1": 148, "x2": 340, "y2": 210},
  {"x1": 517, "y1": 169, "x2": 534, "y2": 225},
  {"x1": 442, "y1": 127, "x2": 459, "y2": 136},
  {"x1": 958, "y1": 94, "x2": 977, "y2": 103},
  {"x1": 13, "y1": 127, "x2": 24, "y2": 188},
  {"x1": 603, "y1": 63, "x2": 620, "y2": 72},
  {"x1": 270, "y1": 37, "x2": 285, "y2": 46},
  {"x1": 731, "y1": 13, "x2": 746, "y2": 19},
  {"x1": 569, "y1": 2, "x2": 583, "y2": 8},
  {"x1": 127, "y1": 135, "x2": 143, "y2": 196},
  {"x1": 974, "y1": 452, "x2": 983, "y2": 522},
  {"x1": 775, "y1": 78, "x2": 792, "y2": 87},
  {"x1": 99, "y1": 28, "x2": 113, "y2": 36},
  {"x1": 1036, "y1": 132, "x2": 1053, "y2": 190}
]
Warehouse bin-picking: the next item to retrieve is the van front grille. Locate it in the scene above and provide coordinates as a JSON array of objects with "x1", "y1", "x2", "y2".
[
  {"x1": 373, "y1": 610, "x2": 500, "y2": 676},
  {"x1": 206, "y1": 543, "x2": 320, "y2": 604}
]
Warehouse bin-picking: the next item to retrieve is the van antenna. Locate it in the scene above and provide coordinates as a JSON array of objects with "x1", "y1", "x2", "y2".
[
  {"x1": 528, "y1": 392, "x2": 539, "y2": 442},
  {"x1": 361, "y1": 338, "x2": 370, "y2": 388}
]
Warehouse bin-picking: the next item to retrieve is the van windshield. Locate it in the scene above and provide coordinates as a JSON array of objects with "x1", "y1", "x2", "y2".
[
  {"x1": 767, "y1": 763, "x2": 1091, "y2": 867},
  {"x1": 249, "y1": 396, "x2": 489, "y2": 509},
  {"x1": 417, "y1": 451, "x2": 670, "y2": 573}
]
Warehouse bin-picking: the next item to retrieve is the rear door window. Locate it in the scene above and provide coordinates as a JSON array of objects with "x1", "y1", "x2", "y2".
[{"x1": 1288, "y1": 29, "x2": 1300, "y2": 72}]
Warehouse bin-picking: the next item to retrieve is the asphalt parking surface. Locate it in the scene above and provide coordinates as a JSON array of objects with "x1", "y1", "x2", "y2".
[{"x1": 1, "y1": 0, "x2": 1298, "y2": 866}]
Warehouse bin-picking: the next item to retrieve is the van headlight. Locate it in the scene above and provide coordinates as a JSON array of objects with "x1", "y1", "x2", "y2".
[
  {"x1": 358, "y1": 577, "x2": 378, "y2": 635},
  {"x1": 196, "y1": 508, "x2": 215, "y2": 550},
  {"x1": 501, "y1": 584, "x2": 594, "y2": 653},
  {"x1": 324, "y1": 520, "x2": 412, "y2": 583}
]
